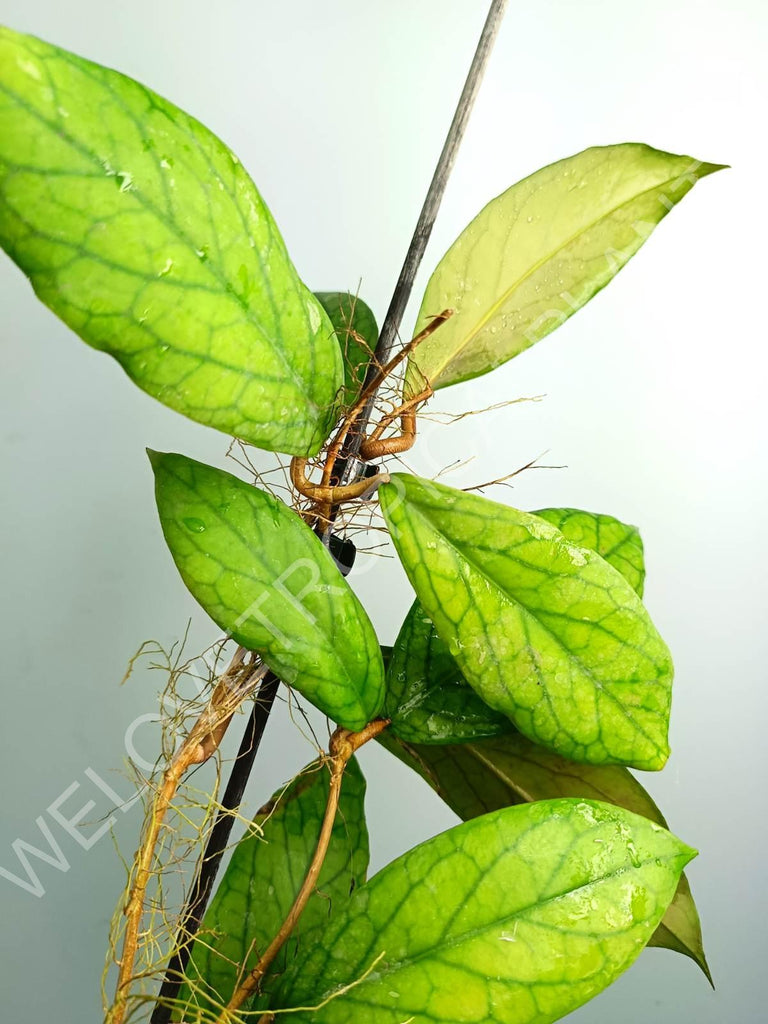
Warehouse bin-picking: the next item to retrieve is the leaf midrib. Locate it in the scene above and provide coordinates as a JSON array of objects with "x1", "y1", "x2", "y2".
[
  {"x1": 466, "y1": 743, "x2": 660, "y2": 822},
  {"x1": 163, "y1": 462, "x2": 370, "y2": 720},
  {"x1": 0, "y1": 66, "x2": 319, "y2": 408},
  {"x1": 401, "y1": 498, "x2": 666, "y2": 758},
  {"x1": 423, "y1": 172, "x2": 684, "y2": 385},
  {"x1": 308, "y1": 850, "x2": 679, "y2": 1001}
]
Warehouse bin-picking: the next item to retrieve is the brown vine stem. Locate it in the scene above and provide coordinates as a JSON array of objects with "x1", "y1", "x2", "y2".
[
  {"x1": 213, "y1": 718, "x2": 391, "y2": 1023},
  {"x1": 106, "y1": 651, "x2": 267, "y2": 1024}
]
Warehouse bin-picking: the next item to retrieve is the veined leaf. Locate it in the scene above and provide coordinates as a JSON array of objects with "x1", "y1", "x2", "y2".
[
  {"x1": 386, "y1": 510, "x2": 645, "y2": 744},
  {"x1": 380, "y1": 644, "x2": 394, "y2": 671},
  {"x1": 533, "y1": 507, "x2": 645, "y2": 597},
  {"x1": 406, "y1": 144, "x2": 724, "y2": 394},
  {"x1": 274, "y1": 798, "x2": 695, "y2": 1024},
  {"x1": 380, "y1": 731, "x2": 710, "y2": 983},
  {"x1": 174, "y1": 757, "x2": 369, "y2": 1020},
  {"x1": 386, "y1": 600, "x2": 513, "y2": 744},
  {"x1": 150, "y1": 452, "x2": 384, "y2": 730},
  {"x1": 379, "y1": 474, "x2": 673, "y2": 769},
  {"x1": 315, "y1": 291, "x2": 377, "y2": 401},
  {"x1": 0, "y1": 26, "x2": 342, "y2": 455}
]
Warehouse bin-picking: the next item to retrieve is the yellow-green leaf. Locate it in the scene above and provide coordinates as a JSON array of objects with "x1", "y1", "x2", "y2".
[
  {"x1": 386, "y1": 509, "x2": 645, "y2": 744},
  {"x1": 273, "y1": 798, "x2": 695, "y2": 1024},
  {"x1": 380, "y1": 731, "x2": 711, "y2": 984},
  {"x1": 406, "y1": 144, "x2": 724, "y2": 394},
  {"x1": 533, "y1": 507, "x2": 645, "y2": 597},
  {"x1": 0, "y1": 26, "x2": 342, "y2": 455},
  {"x1": 379, "y1": 474, "x2": 673, "y2": 769},
  {"x1": 150, "y1": 452, "x2": 384, "y2": 730}
]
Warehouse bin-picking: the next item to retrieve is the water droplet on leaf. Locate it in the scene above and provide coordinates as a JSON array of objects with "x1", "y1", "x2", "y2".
[{"x1": 183, "y1": 517, "x2": 206, "y2": 533}]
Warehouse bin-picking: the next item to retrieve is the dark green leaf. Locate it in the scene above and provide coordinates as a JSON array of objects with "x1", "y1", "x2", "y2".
[
  {"x1": 274, "y1": 798, "x2": 695, "y2": 1024},
  {"x1": 533, "y1": 508, "x2": 645, "y2": 597},
  {"x1": 150, "y1": 452, "x2": 384, "y2": 729},
  {"x1": 379, "y1": 644, "x2": 393, "y2": 671},
  {"x1": 386, "y1": 600, "x2": 513, "y2": 743},
  {"x1": 381, "y1": 731, "x2": 711, "y2": 983},
  {"x1": 406, "y1": 143, "x2": 724, "y2": 394},
  {"x1": 379, "y1": 474, "x2": 673, "y2": 768},
  {"x1": 0, "y1": 26, "x2": 342, "y2": 455},
  {"x1": 174, "y1": 757, "x2": 369, "y2": 1020},
  {"x1": 315, "y1": 291, "x2": 377, "y2": 401}
]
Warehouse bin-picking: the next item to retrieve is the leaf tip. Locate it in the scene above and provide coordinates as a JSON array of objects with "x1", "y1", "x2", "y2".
[
  {"x1": 701, "y1": 954, "x2": 716, "y2": 989},
  {"x1": 679, "y1": 840, "x2": 699, "y2": 869},
  {"x1": 146, "y1": 447, "x2": 165, "y2": 473},
  {"x1": 697, "y1": 160, "x2": 730, "y2": 179}
]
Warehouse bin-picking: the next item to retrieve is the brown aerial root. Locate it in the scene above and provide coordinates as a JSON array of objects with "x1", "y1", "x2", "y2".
[
  {"x1": 289, "y1": 310, "x2": 453, "y2": 511},
  {"x1": 212, "y1": 718, "x2": 391, "y2": 1024},
  {"x1": 289, "y1": 456, "x2": 384, "y2": 506},
  {"x1": 359, "y1": 386, "x2": 433, "y2": 459},
  {"x1": 106, "y1": 649, "x2": 267, "y2": 1024}
]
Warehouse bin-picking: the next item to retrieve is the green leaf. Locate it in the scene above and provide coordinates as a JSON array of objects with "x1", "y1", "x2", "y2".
[
  {"x1": 273, "y1": 798, "x2": 695, "y2": 1024},
  {"x1": 0, "y1": 26, "x2": 342, "y2": 456},
  {"x1": 380, "y1": 731, "x2": 711, "y2": 983},
  {"x1": 385, "y1": 511, "x2": 644, "y2": 744},
  {"x1": 406, "y1": 144, "x2": 724, "y2": 394},
  {"x1": 379, "y1": 474, "x2": 673, "y2": 769},
  {"x1": 150, "y1": 452, "x2": 384, "y2": 730},
  {"x1": 379, "y1": 644, "x2": 394, "y2": 671},
  {"x1": 533, "y1": 507, "x2": 645, "y2": 597},
  {"x1": 386, "y1": 600, "x2": 513, "y2": 744},
  {"x1": 315, "y1": 291, "x2": 377, "y2": 401},
  {"x1": 175, "y1": 757, "x2": 369, "y2": 1021}
]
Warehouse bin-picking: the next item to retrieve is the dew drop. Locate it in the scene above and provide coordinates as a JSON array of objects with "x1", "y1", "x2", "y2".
[
  {"x1": 17, "y1": 58, "x2": 41, "y2": 80},
  {"x1": 183, "y1": 517, "x2": 206, "y2": 533}
]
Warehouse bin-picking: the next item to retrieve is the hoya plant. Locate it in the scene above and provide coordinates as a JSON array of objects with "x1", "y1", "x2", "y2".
[{"x1": 0, "y1": 7, "x2": 722, "y2": 1024}]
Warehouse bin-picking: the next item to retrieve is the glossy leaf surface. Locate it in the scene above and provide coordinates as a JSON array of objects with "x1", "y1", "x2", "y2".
[
  {"x1": 151, "y1": 452, "x2": 384, "y2": 729},
  {"x1": 175, "y1": 758, "x2": 369, "y2": 1020},
  {"x1": 406, "y1": 144, "x2": 723, "y2": 393},
  {"x1": 0, "y1": 27, "x2": 342, "y2": 455},
  {"x1": 386, "y1": 600, "x2": 513, "y2": 744},
  {"x1": 274, "y1": 798, "x2": 695, "y2": 1024},
  {"x1": 381, "y1": 731, "x2": 710, "y2": 982},
  {"x1": 315, "y1": 291, "x2": 377, "y2": 401},
  {"x1": 380, "y1": 474, "x2": 673, "y2": 768},
  {"x1": 386, "y1": 509, "x2": 645, "y2": 744},
  {"x1": 534, "y1": 507, "x2": 645, "y2": 597}
]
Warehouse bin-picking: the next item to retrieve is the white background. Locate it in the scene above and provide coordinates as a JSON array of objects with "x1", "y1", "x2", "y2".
[{"x1": 0, "y1": 1, "x2": 765, "y2": 1020}]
